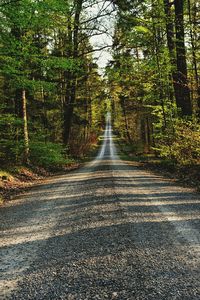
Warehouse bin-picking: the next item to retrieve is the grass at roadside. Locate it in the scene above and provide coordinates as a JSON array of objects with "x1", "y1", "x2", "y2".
[
  {"x1": 0, "y1": 167, "x2": 41, "y2": 204},
  {"x1": 0, "y1": 163, "x2": 80, "y2": 204},
  {"x1": 0, "y1": 139, "x2": 101, "y2": 204},
  {"x1": 117, "y1": 138, "x2": 200, "y2": 191}
]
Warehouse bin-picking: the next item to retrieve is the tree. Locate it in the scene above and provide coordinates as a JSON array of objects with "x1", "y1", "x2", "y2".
[
  {"x1": 0, "y1": 0, "x2": 108, "y2": 166},
  {"x1": 174, "y1": 0, "x2": 192, "y2": 115}
]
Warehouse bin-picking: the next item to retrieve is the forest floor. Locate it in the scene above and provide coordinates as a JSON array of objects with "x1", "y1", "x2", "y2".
[
  {"x1": 0, "y1": 163, "x2": 81, "y2": 204},
  {"x1": 0, "y1": 143, "x2": 100, "y2": 204}
]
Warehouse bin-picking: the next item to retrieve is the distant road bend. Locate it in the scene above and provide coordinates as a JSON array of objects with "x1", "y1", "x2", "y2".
[{"x1": 1, "y1": 113, "x2": 200, "y2": 299}]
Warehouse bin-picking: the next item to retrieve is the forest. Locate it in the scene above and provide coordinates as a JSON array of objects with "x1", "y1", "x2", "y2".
[{"x1": 0, "y1": 0, "x2": 200, "y2": 183}]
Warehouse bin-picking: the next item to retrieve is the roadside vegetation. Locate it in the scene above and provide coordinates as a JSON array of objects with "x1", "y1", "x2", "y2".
[
  {"x1": 0, "y1": 0, "x2": 200, "y2": 200},
  {"x1": 0, "y1": 0, "x2": 108, "y2": 200},
  {"x1": 107, "y1": 0, "x2": 200, "y2": 189}
]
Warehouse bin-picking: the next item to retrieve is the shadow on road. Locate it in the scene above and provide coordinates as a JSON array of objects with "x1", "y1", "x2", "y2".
[{"x1": 1, "y1": 113, "x2": 200, "y2": 299}]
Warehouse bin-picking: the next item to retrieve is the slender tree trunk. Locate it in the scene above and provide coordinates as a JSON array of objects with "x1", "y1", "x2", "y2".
[
  {"x1": 174, "y1": 0, "x2": 192, "y2": 115},
  {"x1": 120, "y1": 96, "x2": 131, "y2": 142},
  {"x1": 11, "y1": 4, "x2": 30, "y2": 162},
  {"x1": 63, "y1": 0, "x2": 83, "y2": 144},
  {"x1": 141, "y1": 118, "x2": 147, "y2": 152},
  {"x1": 41, "y1": 86, "x2": 48, "y2": 143},
  {"x1": 163, "y1": 0, "x2": 181, "y2": 111},
  {"x1": 22, "y1": 89, "x2": 29, "y2": 163},
  {"x1": 63, "y1": 98, "x2": 74, "y2": 144},
  {"x1": 152, "y1": 4, "x2": 167, "y2": 129},
  {"x1": 145, "y1": 117, "x2": 151, "y2": 153},
  {"x1": 14, "y1": 88, "x2": 24, "y2": 162},
  {"x1": 187, "y1": 0, "x2": 200, "y2": 114},
  {"x1": 63, "y1": 18, "x2": 73, "y2": 144},
  {"x1": 14, "y1": 89, "x2": 22, "y2": 163}
]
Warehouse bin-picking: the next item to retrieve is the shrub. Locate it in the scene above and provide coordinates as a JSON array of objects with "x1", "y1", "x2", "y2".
[
  {"x1": 29, "y1": 142, "x2": 72, "y2": 170},
  {"x1": 69, "y1": 132, "x2": 98, "y2": 158},
  {"x1": 156, "y1": 119, "x2": 200, "y2": 166},
  {"x1": 0, "y1": 114, "x2": 24, "y2": 164}
]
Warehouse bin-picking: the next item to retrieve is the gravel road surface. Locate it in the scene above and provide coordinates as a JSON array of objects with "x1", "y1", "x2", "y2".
[{"x1": 1, "y1": 114, "x2": 200, "y2": 299}]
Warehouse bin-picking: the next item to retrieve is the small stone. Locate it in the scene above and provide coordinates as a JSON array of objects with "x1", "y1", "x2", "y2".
[{"x1": 112, "y1": 292, "x2": 118, "y2": 299}]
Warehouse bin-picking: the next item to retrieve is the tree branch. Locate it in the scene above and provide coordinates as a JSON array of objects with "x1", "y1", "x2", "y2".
[
  {"x1": 78, "y1": 45, "x2": 112, "y2": 57},
  {"x1": 80, "y1": 9, "x2": 116, "y2": 25}
]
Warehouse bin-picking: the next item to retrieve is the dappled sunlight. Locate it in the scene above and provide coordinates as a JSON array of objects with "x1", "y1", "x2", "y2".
[
  {"x1": 122, "y1": 199, "x2": 200, "y2": 206},
  {"x1": 1, "y1": 113, "x2": 200, "y2": 299},
  {"x1": 2, "y1": 192, "x2": 200, "y2": 247}
]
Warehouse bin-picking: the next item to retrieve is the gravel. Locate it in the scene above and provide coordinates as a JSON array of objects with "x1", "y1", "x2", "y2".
[{"x1": 1, "y1": 115, "x2": 200, "y2": 299}]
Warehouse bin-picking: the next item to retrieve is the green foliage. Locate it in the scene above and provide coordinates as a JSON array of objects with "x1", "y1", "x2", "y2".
[
  {"x1": 0, "y1": 0, "x2": 107, "y2": 171},
  {"x1": 108, "y1": 0, "x2": 199, "y2": 165},
  {"x1": 29, "y1": 142, "x2": 72, "y2": 170},
  {"x1": 156, "y1": 120, "x2": 200, "y2": 166},
  {"x1": 0, "y1": 113, "x2": 23, "y2": 164},
  {"x1": 41, "y1": 57, "x2": 82, "y2": 72}
]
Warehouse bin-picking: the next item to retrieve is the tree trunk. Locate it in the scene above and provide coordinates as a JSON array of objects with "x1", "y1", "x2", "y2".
[
  {"x1": 163, "y1": 0, "x2": 181, "y2": 111},
  {"x1": 187, "y1": 0, "x2": 200, "y2": 115},
  {"x1": 163, "y1": 0, "x2": 192, "y2": 116},
  {"x1": 22, "y1": 89, "x2": 29, "y2": 163},
  {"x1": 145, "y1": 117, "x2": 151, "y2": 153},
  {"x1": 120, "y1": 96, "x2": 131, "y2": 142},
  {"x1": 63, "y1": 0, "x2": 83, "y2": 145},
  {"x1": 152, "y1": 5, "x2": 167, "y2": 129},
  {"x1": 63, "y1": 99, "x2": 74, "y2": 144},
  {"x1": 174, "y1": 0, "x2": 192, "y2": 115}
]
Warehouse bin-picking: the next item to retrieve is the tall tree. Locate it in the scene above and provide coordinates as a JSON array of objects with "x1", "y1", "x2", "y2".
[
  {"x1": 63, "y1": 0, "x2": 83, "y2": 144},
  {"x1": 174, "y1": 0, "x2": 192, "y2": 115}
]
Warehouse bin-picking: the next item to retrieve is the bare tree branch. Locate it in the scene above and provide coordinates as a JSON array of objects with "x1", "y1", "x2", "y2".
[
  {"x1": 80, "y1": 9, "x2": 116, "y2": 25},
  {"x1": 78, "y1": 31, "x2": 110, "y2": 44},
  {"x1": 82, "y1": 0, "x2": 108, "y2": 10},
  {"x1": 78, "y1": 44, "x2": 112, "y2": 57}
]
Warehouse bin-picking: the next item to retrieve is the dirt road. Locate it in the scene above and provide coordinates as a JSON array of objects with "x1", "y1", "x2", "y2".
[{"x1": 1, "y1": 114, "x2": 200, "y2": 299}]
